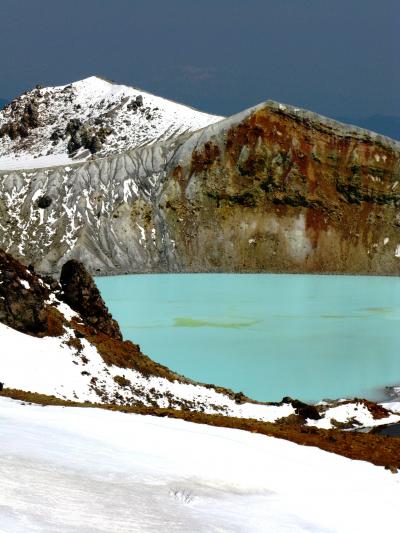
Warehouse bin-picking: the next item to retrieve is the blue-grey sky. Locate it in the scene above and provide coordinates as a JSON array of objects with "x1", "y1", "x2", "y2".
[{"x1": 0, "y1": 0, "x2": 398, "y2": 119}]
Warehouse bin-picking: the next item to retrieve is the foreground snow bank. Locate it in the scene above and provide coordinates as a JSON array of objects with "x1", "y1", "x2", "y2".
[{"x1": 0, "y1": 398, "x2": 398, "y2": 533}]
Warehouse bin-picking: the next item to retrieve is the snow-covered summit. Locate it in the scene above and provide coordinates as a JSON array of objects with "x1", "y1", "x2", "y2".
[{"x1": 0, "y1": 76, "x2": 223, "y2": 170}]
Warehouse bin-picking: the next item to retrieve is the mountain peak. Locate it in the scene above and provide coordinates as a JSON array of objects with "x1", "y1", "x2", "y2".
[{"x1": 0, "y1": 77, "x2": 223, "y2": 170}]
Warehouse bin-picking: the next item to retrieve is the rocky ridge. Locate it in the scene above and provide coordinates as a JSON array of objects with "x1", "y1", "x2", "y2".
[
  {"x1": 0, "y1": 76, "x2": 222, "y2": 169},
  {"x1": 1, "y1": 80, "x2": 400, "y2": 275}
]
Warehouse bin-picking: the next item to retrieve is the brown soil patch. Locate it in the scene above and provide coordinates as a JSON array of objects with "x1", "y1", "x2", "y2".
[
  {"x1": 71, "y1": 318, "x2": 186, "y2": 381},
  {"x1": 44, "y1": 306, "x2": 65, "y2": 338}
]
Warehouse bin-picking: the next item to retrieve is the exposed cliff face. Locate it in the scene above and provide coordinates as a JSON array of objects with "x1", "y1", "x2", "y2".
[
  {"x1": 161, "y1": 103, "x2": 400, "y2": 274},
  {"x1": 0, "y1": 101, "x2": 399, "y2": 275},
  {"x1": 60, "y1": 259, "x2": 122, "y2": 340},
  {"x1": 0, "y1": 249, "x2": 53, "y2": 335}
]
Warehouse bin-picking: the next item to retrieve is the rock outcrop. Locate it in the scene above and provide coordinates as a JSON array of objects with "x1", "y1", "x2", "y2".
[
  {"x1": 160, "y1": 103, "x2": 400, "y2": 274},
  {"x1": 0, "y1": 249, "x2": 51, "y2": 335},
  {"x1": 0, "y1": 249, "x2": 121, "y2": 340},
  {"x1": 60, "y1": 259, "x2": 122, "y2": 340},
  {"x1": 0, "y1": 95, "x2": 399, "y2": 275}
]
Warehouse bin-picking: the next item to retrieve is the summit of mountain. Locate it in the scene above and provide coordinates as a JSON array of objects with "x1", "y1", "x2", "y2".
[{"x1": 0, "y1": 76, "x2": 222, "y2": 170}]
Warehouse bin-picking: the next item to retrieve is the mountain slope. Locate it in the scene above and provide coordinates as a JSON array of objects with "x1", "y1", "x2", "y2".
[
  {"x1": 1, "y1": 99, "x2": 399, "y2": 275},
  {"x1": 0, "y1": 76, "x2": 222, "y2": 170}
]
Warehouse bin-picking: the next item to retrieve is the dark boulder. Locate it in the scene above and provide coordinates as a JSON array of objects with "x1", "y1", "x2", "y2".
[
  {"x1": 21, "y1": 102, "x2": 40, "y2": 129},
  {"x1": 282, "y1": 397, "x2": 321, "y2": 420},
  {"x1": 36, "y1": 195, "x2": 52, "y2": 209},
  {"x1": 50, "y1": 129, "x2": 63, "y2": 142},
  {"x1": 60, "y1": 260, "x2": 122, "y2": 340},
  {"x1": 65, "y1": 118, "x2": 83, "y2": 136},
  {"x1": 65, "y1": 119, "x2": 104, "y2": 155},
  {"x1": 88, "y1": 135, "x2": 102, "y2": 154}
]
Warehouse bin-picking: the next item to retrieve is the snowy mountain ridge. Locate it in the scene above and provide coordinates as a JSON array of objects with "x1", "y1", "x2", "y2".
[
  {"x1": 0, "y1": 76, "x2": 223, "y2": 170},
  {"x1": 1, "y1": 81, "x2": 400, "y2": 277}
]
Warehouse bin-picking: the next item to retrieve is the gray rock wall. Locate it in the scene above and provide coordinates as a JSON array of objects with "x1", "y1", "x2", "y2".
[{"x1": 0, "y1": 138, "x2": 181, "y2": 275}]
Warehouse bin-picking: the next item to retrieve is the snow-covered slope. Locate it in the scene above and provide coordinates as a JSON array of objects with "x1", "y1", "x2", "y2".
[
  {"x1": 1, "y1": 397, "x2": 398, "y2": 533},
  {"x1": 0, "y1": 249, "x2": 296, "y2": 420},
  {"x1": 0, "y1": 320, "x2": 294, "y2": 421},
  {"x1": 0, "y1": 76, "x2": 222, "y2": 170}
]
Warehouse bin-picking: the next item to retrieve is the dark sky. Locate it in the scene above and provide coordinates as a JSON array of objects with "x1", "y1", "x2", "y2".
[{"x1": 0, "y1": 0, "x2": 398, "y2": 119}]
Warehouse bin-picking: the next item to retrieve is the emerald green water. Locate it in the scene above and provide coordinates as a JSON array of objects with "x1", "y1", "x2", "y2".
[{"x1": 96, "y1": 274, "x2": 400, "y2": 403}]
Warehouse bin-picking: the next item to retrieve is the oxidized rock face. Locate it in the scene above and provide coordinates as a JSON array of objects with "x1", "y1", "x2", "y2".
[
  {"x1": 160, "y1": 103, "x2": 400, "y2": 274},
  {"x1": 60, "y1": 259, "x2": 122, "y2": 340}
]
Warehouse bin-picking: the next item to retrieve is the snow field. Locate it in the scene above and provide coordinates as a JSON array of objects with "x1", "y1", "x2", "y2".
[{"x1": 0, "y1": 397, "x2": 398, "y2": 532}]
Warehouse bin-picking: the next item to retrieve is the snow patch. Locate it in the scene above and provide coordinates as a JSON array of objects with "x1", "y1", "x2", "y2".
[
  {"x1": 308, "y1": 402, "x2": 400, "y2": 429},
  {"x1": 19, "y1": 279, "x2": 30, "y2": 290}
]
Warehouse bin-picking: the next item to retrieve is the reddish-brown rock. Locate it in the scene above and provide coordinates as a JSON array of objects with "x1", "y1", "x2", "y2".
[{"x1": 161, "y1": 103, "x2": 400, "y2": 274}]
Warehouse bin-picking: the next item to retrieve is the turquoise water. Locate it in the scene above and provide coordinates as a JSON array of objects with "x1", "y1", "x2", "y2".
[{"x1": 96, "y1": 274, "x2": 400, "y2": 403}]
